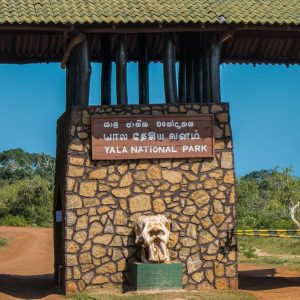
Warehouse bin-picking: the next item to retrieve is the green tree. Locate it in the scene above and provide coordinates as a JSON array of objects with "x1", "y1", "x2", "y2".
[
  {"x1": 237, "y1": 167, "x2": 300, "y2": 229},
  {"x1": 0, "y1": 176, "x2": 53, "y2": 227},
  {"x1": 0, "y1": 148, "x2": 55, "y2": 186}
]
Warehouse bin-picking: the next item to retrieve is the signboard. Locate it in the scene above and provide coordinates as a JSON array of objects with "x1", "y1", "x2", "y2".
[{"x1": 91, "y1": 115, "x2": 214, "y2": 160}]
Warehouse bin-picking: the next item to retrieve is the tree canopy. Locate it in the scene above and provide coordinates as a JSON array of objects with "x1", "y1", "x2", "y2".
[
  {"x1": 0, "y1": 149, "x2": 55, "y2": 227},
  {"x1": 237, "y1": 167, "x2": 300, "y2": 229},
  {"x1": 0, "y1": 148, "x2": 55, "y2": 185}
]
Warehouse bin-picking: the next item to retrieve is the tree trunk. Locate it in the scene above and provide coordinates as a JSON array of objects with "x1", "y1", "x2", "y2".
[{"x1": 289, "y1": 201, "x2": 300, "y2": 228}]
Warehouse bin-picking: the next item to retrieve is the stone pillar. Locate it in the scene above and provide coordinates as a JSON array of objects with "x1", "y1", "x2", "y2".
[{"x1": 55, "y1": 103, "x2": 238, "y2": 294}]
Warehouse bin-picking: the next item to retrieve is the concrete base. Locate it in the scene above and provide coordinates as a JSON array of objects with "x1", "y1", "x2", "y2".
[{"x1": 129, "y1": 262, "x2": 183, "y2": 291}]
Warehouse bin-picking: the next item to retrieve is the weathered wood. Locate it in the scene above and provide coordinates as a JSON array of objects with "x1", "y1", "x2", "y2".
[
  {"x1": 209, "y1": 33, "x2": 221, "y2": 103},
  {"x1": 178, "y1": 34, "x2": 186, "y2": 103},
  {"x1": 203, "y1": 34, "x2": 211, "y2": 103},
  {"x1": 66, "y1": 54, "x2": 76, "y2": 110},
  {"x1": 101, "y1": 34, "x2": 112, "y2": 105},
  {"x1": 116, "y1": 34, "x2": 128, "y2": 105},
  {"x1": 75, "y1": 39, "x2": 91, "y2": 106},
  {"x1": 186, "y1": 33, "x2": 195, "y2": 103},
  {"x1": 65, "y1": 33, "x2": 91, "y2": 109},
  {"x1": 193, "y1": 33, "x2": 204, "y2": 103},
  {"x1": 178, "y1": 35, "x2": 186, "y2": 103},
  {"x1": 163, "y1": 33, "x2": 178, "y2": 104},
  {"x1": 138, "y1": 34, "x2": 149, "y2": 104}
]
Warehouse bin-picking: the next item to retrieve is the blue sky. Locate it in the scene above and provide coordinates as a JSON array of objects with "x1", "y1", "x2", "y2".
[{"x1": 0, "y1": 62, "x2": 299, "y2": 177}]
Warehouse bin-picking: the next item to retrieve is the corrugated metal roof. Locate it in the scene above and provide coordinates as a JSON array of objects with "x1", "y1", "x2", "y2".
[
  {"x1": 1, "y1": 31, "x2": 300, "y2": 65},
  {"x1": 0, "y1": 0, "x2": 300, "y2": 26}
]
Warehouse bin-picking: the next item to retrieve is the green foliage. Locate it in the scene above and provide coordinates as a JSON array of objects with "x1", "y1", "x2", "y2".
[
  {"x1": 0, "y1": 215, "x2": 28, "y2": 227},
  {"x1": 239, "y1": 236, "x2": 300, "y2": 256},
  {"x1": 0, "y1": 237, "x2": 8, "y2": 247},
  {"x1": 0, "y1": 176, "x2": 53, "y2": 227},
  {"x1": 0, "y1": 149, "x2": 55, "y2": 227},
  {"x1": 0, "y1": 148, "x2": 55, "y2": 186},
  {"x1": 237, "y1": 167, "x2": 300, "y2": 229},
  {"x1": 238, "y1": 242, "x2": 257, "y2": 258},
  {"x1": 238, "y1": 236, "x2": 300, "y2": 271}
]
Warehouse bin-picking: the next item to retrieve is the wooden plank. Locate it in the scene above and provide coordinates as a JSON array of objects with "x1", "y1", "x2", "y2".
[
  {"x1": 101, "y1": 34, "x2": 112, "y2": 105},
  {"x1": 163, "y1": 33, "x2": 178, "y2": 104},
  {"x1": 138, "y1": 33, "x2": 149, "y2": 104},
  {"x1": 92, "y1": 114, "x2": 215, "y2": 160},
  {"x1": 116, "y1": 33, "x2": 128, "y2": 105}
]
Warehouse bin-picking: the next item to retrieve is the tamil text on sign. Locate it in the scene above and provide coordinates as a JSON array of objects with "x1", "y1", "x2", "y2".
[{"x1": 91, "y1": 115, "x2": 214, "y2": 160}]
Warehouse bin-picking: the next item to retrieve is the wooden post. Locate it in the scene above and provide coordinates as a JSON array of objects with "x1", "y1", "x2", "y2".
[
  {"x1": 209, "y1": 33, "x2": 221, "y2": 103},
  {"x1": 193, "y1": 33, "x2": 204, "y2": 103},
  {"x1": 178, "y1": 35, "x2": 186, "y2": 103},
  {"x1": 186, "y1": 33, "x2": 195, "y2": 103},
  {"x1": 138, "y1": 34, "x2": 149, "y2": 104},
  {"x1": 101, "y1": 34, "x2": 112, "y2": 105},
  {"x1": 66, "y1": 54, "x2": 75, "y2": 110},
  {"x1": 203, "y1": 34, "x2": 211, "y2": 103},
  {"x1": 116, "y1": 34, "x2": 128, "y2": 105},
  {"x1": 75, "y1": 39, "x2": 91, "y2": 106},
  {"x1": 163, "y1": 33, "x2": 178, "y2": 104},
  {"x1": 65, "y1": 33, "x2": 91, "y2": 108}
]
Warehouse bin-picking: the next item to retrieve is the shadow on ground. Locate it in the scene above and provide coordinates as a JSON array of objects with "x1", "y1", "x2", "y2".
[
  {"x1": 239, "y1": 268, "x2": 300, "y2": 291},
  {"x1": 0, "y1": 274, "x2": 62, "y2": 299}
]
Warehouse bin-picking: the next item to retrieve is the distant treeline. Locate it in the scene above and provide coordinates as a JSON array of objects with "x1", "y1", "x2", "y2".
[
  {"x1": 0, "y1": 149, "x2": 55, "y2": 227},
  {"x1": 0, "y1": 148, "x2": 299, "y2": 229}
]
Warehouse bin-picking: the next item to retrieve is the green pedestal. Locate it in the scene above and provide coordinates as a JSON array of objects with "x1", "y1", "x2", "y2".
[{"x1": 129, "y1": 262, "x2": 183, "y2": 291}]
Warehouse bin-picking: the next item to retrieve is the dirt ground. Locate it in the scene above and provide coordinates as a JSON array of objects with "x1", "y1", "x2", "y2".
[
  {"x1": 0, "y1": 226, "x2": 300, "y2": 300},
  {"x1": 0, "y1": 226, "x2": 63, "y2": 300}
]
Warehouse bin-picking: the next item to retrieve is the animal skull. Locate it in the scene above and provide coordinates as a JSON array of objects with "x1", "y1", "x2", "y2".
[{"x1": 135, "y1": 214, "x2": 171, "y2": 263}]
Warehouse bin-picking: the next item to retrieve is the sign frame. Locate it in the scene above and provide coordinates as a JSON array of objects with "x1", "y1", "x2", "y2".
[{"x1": 91, "y1": 114, "x2": 215, "y2": 160}]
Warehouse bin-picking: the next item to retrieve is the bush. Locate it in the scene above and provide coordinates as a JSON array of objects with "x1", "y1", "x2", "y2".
[
  {"x1": 0, "y1": 237, "x2": 7, "y2": 247},
  {"x1": 238, "y1": 242, "x2": 257, "y2": 258},
  {"x1": 0, "y1": 215, "x2": 28, "y2": 227},
  {"x1": 0, "y1": 176, "x2": 53, "y2": 227}
]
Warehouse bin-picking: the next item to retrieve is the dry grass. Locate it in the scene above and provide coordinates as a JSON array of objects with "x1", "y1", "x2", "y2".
[
  {"x1": 0, "y1": 237, "x2": 7, "y2": 247},
  {"x1": 71, "y1": 289, "x2": 256, "y2": 300},
  {"x1": 238, "y1": 236, "x2": 300, "y2": 272}
]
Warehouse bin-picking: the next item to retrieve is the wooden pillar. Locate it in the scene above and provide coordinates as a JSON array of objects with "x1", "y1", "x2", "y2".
[
  {"x1": 75, "y1": 39, "x2": 91, "y2": 106},
  {"x1": 65, "y1": 33, "x2": 91, "y2": 109},
  {"x1": 209, "y1": 33, "x2": 221, "y2": 103},
  {"x1": 101, "y1": 35, "x2": 112, "y2": 105},
  {"x1": 203, "y1": 33, "x2": 211, "y2": 103},
  {"x1": 66, "y1": 54, "x2": 76, "y2": 110},
  {"x1": 178, "y1": 35, "x2": 186, "y2": 103},
  {"x1": 186, "y1": 33, "x2": 195, "y2": 103},
  {"x1": 138, "y1": 34, "x2": 149, "y2": 104},
  {"x1": 163, "y1": 33, "x2": 178, "y2": 104},
  {"x1": 193, "y1": 33, "x2": 204, "y2": 103},
  {"x1": 116, "y1": 34, "x2": 128, "y2": 105}
]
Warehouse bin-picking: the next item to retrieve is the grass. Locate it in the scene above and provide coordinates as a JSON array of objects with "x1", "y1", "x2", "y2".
[
  {"x1": 71, "y1": 290, "x2": 256, "y2": 300},
  {"x1": 0, "y1": 237, "x2": 8, "y2": 247},
  {"x1": 238, "y1": 236, "x2": 300, "y2": 271},
  {"x1": 238, "y1": 236, "x2": 300, "y2": 256}
]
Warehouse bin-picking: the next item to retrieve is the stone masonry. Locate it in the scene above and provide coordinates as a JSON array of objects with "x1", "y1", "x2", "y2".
[{"x1": 54, "y1": 103, "x2": 238, "y2": 294}]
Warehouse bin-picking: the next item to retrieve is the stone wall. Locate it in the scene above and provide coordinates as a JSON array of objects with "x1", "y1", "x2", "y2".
[{"x1": 55, "y1": 103, "x2": 238, "y2": 294}]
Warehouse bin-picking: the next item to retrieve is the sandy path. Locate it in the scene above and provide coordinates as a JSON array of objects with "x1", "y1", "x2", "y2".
[
  {"x1": 0, "y1": 226, "x2": 63, "y2": 300},
  {"x1": 239, "y1": 263, "x2": 300, "y2": 299}
]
